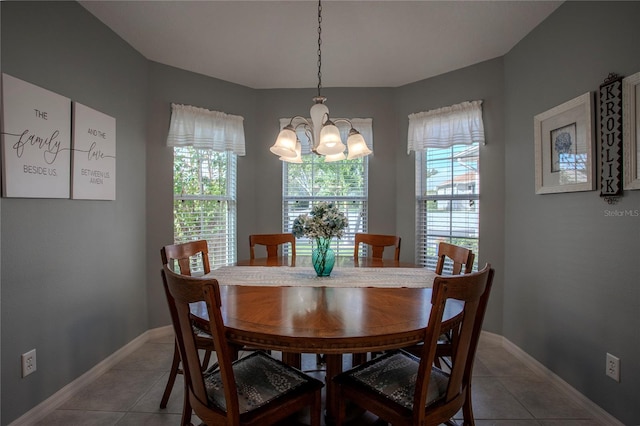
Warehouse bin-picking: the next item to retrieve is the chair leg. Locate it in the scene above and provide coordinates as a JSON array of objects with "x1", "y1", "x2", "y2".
[
  {"x1": 352, "y1": 352, "x2": 367, "y2": 366},
  {"x1": 461, "y1": 384, "x2": 475, "y2": 426},
  {"x1": 334, "y1": 389, "x2": 345, "y2": 426},
  {"x1": 310, "y1": 390, "x2": 322, "y2": 426},
  {"x1": 160, "y1": 341, "x2": 181, "y2": 408},
  {"x1": 181, "y1": 377, "x2": 192, "y2": 426}
]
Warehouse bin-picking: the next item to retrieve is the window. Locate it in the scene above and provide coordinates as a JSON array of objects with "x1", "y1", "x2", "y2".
[
  {"x1": 167, "y1": 104, "x2": 245, "y2": 272},
  {"x1": 409, "y1": 101, "x2": 483, "y2": 272},
  {"x1": 173, "y1": 147, "x2": 237, "y2": 270},
  {"x1": 282, "y1": 119, "x2": 372, "y2": 256},
  {"x1": 415, "y1": 145, "x2": 479, "y2": 271}
]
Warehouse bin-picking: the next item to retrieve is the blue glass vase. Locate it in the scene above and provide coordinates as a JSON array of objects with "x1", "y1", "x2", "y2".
[{"x1": 312, "y1": 238, "x2": 335, "y2": 277}]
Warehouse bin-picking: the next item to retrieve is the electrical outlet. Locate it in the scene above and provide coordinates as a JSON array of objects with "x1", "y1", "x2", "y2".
[
  {"x1": 21, "y1": 349, "x2": 36, "y2": 377},
  {"x1": 606, "y1": 353, "x2": 620, "y2": 382}
]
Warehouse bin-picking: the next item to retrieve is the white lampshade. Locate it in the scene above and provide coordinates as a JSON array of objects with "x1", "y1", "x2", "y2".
[
  {"x1": 280, "y1": 141, "x2": 303, "y2": 163},
  {"x1": 323, "y1": 151, "x2": 346, "y2": 162},
  {"x1": 270, "y1": 126, "x2": 297, "y2": 158},
  {"x1": 316, "y1": 122, "x2": 346, "y2": 155},
  {"x1": 346, "y1": 130, "x2": 372, "y2": 159}
]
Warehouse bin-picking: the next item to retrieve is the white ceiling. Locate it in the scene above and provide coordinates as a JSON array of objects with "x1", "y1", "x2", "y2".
[{"x1": 80, "y1": 0, "x2": 562, "y2": 89}]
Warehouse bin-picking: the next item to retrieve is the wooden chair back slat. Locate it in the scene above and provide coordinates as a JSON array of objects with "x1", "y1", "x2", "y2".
[
  {"x1": 354, "y1": 233, "x2": 401, "y2": 261},
  {"x1": 161, "y1": 240, "x2": 211, "y2": 275},
  {"x1": 249, "y1": 233, "x2": 296, "y2": 259},
  {"x1": 435, "y1": 241, "x2": 474, "y2": 275}
]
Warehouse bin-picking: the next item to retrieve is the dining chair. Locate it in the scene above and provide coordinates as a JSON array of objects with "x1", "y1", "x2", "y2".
[
  {"x1": 333, "y1": 265, "x2": 494, "y2": 426},
  {"x1": 354, "y1": 233, "x2": 401, "y2": 261},
  {"x1": 160, "y1": 240, "x2": 214, "y2": 424},
  {"x1": 161, "y1": 265, "x2": 324, "y2": 426},
  {"x1": 429, "y1": 241, "x2": 475, "y2": 368},
  {"x1": 435, "y1": 241, "x2": 475, "y2": 275},
  {"x1": 249, "y1": 233, "x2": 296, "y2": 259}
]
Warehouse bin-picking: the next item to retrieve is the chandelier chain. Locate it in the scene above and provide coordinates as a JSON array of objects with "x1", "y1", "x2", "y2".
[{"x1": 317, "y1": 0, "x2": 322, "y2": 97}]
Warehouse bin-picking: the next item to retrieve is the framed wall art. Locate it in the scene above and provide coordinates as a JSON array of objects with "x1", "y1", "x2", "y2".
[
  {"x1": 71, "y1": 102, "x2": 116, "y2": 200},
  {"x1": 623, "y1": 71, "x2": 640, "y2": 190},
  {"x1": 1, "y1": 73, "x2": 71, "y2": 198},
  {"x1": 534, "y1": 92, "x2": 595, "y2": 194}
]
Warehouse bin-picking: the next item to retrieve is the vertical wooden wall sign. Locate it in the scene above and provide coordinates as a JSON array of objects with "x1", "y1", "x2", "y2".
[
  {"x1": 599, "y1": 73, "x2": 624, "y2": 202},
  {"x1": 1, "y1": 74, "x2": 71, "y2": 198},
  {"x1": 71, "y1": 102, "x2": 116, "y2": 200}
]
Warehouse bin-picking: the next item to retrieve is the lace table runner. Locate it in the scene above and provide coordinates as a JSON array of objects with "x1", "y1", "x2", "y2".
[{"x1": 208, "y1": 266, "x2": 436, "y2": 288}]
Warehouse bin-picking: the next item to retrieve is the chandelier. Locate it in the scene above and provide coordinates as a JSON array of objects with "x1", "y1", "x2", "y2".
[{"x1": 269, "y1": 0, "x2": 372, "y2": 163}]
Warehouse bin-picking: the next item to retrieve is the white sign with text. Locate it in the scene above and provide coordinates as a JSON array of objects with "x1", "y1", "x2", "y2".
[
  {"x1": 71, "y1": 103, "x2": 116, "y2": 200},
  {"x1": 1, "y1": 73, "x2": 71, "y2": 198}
]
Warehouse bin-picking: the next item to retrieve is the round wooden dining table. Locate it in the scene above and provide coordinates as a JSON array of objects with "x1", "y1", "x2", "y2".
[{"x1": 192, "y1": 256, "x2": 462, "y2": 422}]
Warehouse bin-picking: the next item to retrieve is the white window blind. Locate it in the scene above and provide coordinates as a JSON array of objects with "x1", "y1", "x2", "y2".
[
  {"x1": 282, "y1": 119, "x2": 372, "y2": 256},
  {"x1": 410, "y1": 101, "x2": 483, "y2": 272},
  {"x1": 168, "y1": 104, "x2": 244, "y2": 271}
]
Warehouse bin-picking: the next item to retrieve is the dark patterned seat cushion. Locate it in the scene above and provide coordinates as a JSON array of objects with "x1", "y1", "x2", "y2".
[
  {"x1": 192, "y1": 322, "x2": 212, "y2": 339},
  {"x1": 203, "y1": 351, "x2": 321, "y2": 414},
  {"x1": 338, "y1": 350, "x2": 450, "y2": 410}
]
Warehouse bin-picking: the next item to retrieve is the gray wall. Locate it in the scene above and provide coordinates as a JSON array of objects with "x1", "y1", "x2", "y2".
[
  {"x1": 2, "y1": 1, "x2": 639, "y2": 424},
  {"x1": 503, "y1": 2, "x2": 640, "y2": 424},
  {"x1": 1, "y1": 2, "x2": 148, "y2": 424}
]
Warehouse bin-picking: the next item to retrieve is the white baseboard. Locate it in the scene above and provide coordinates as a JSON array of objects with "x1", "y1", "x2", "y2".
[
  {"x1": 9, "y1": 328, "x2": 623, "y2": 426},
  {"x1": 8, "y1": 326, "x2": 173, "y2": 426},
  {"x1": 481, "y1": 331, "x2": 624, "y2": 426}
]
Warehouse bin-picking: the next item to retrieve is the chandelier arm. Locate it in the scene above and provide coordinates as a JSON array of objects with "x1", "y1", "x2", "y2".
[
  {"x1": 290, "y1": 119, "x2": 316, "y2": 152},
  {"x1": 289, "y1": 116, "x2": 312, "y2": 127},
  {"x1": 284, "y1": 115, "x2": 311, "y2": 128},
  {"x1": 330, "y1": 118, "x2": 355, "y2": 128}
]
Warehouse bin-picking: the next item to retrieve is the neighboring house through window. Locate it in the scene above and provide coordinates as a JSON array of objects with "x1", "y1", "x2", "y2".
[
  {"x1": 409, "y1": 101, "x2": 484, "y2": 272},
  {"x1": 282, "y1": 118, "x2": 373, "y2": 256},
  {"x1": 167, "y1": 103, "x2": 245, "y2": 271}
]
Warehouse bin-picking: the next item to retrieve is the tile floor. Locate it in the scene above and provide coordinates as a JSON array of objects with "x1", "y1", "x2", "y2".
[{"x1": 35, "y1": 333, "x2": 602, "y2": 426}]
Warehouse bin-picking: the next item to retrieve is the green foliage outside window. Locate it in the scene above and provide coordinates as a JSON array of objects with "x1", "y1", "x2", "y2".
[
  {"x1": 173, "y1": 146, "x2": 236, "y2": 268},
  {"x1": 286, "y1": 155, "x2": 365, "y2": 198},
  {"x1": 284, "y1": 154, "x2": 368, "y2": 256}
]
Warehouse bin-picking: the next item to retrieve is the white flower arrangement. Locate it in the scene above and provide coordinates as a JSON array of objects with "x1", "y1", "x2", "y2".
[{"x1": 291, "y1": 201, "x2": 348, "y2": 240}]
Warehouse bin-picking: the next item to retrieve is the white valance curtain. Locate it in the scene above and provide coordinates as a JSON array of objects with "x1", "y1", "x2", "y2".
[
  {"x1": 280, "y1": 117, "x2": 373, "y2": 155},
  {"x1": 407, "y1": 100, "x2": 484, "y2": 153},
  {"x1": 167, "y1": 103, "x2": 246, "y2": 155}
]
